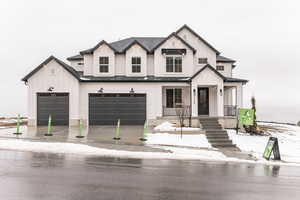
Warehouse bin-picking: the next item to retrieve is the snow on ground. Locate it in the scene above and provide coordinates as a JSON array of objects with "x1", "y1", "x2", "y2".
[
  {"x1": 228, "y1": 122, "x2": 300, "y2": 163},
  {"x1": 154, "y1": 121, "x2": 200, "y2": 131},
  {"x1": 0, "y1": 139, "x2": 225, "y2": 161},
  {"x1": 0, "y1": 138, "x2": 298, "y2": 166},
  {"x1": 146, "y1": 133, "x2": 212, "y2": 148}
]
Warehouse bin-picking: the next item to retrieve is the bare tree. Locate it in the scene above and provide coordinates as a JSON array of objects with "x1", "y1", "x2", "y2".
[{"x1": 175, "y1": 104, "x2": 189, "y2": 138}]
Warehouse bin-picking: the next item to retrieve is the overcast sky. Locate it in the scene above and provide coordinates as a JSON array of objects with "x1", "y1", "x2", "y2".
[{"x1": 0, "y1": 0, "x2": 299, "y2": 122}]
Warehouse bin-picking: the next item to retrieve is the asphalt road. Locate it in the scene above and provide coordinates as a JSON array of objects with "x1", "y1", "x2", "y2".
[{"x1": 0, "y1": 150, "x2": 300, "y2": 200}]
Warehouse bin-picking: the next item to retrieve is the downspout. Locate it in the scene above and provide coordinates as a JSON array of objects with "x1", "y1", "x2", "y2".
[{"x1": 189, "y1": 80, "x2": 192, "y2": 127}]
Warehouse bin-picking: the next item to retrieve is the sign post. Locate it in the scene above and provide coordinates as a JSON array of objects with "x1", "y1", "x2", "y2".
[
  {"x1": 44, "y1": 115, "x2": 53, "y2": 136},
  {"x1": 263, "y1": 137, "x2": 281, "y2": 160},
  {"x1": 113, "y1": 119, "x2": 121, "y2": 140}
]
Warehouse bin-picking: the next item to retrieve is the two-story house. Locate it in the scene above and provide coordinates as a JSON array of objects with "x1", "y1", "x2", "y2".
[{"x1": 22, "y1": 25, "x2": 248, "y2": 128}]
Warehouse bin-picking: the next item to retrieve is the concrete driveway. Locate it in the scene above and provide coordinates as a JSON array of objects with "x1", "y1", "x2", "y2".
[{"x1": 0, "y1": 125, "x2": 147, "y2": 146}]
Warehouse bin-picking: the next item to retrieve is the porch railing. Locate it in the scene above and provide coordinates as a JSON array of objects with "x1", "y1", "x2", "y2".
[
  {"x1": 224, "y1": 105, "x2": 237, "y2": 116},
  {"x1": 163, "y1": 106, "x2": 191, "y2": 116}
]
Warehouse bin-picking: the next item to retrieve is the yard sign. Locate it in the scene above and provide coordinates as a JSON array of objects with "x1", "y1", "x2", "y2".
[
  {"x1": 239, "y1": 109, "x2": 254, "y2": 126},
  {"x1": 263, "y1": 137, "x2": 281, "y2": 160}
]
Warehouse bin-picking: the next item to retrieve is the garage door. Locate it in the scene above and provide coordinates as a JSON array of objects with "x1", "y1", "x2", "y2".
[
  {"x1": 89, "y1": 93, "x2": 146, "y2": 125},
  {"x1": 37, "y1": 93, "x2": 69, "y2": 125}
]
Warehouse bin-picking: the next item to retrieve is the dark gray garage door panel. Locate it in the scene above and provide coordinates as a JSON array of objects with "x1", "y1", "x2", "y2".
[
  {"x1": 37, "y1": 93, "x2": 69, "y2": 125},
  {"x1": 89, "y1": 94, "x2": 146, "y2": 125}
]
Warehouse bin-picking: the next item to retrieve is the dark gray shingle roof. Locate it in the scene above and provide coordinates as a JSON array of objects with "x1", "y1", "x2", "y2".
[
  {"x1": 224, "y1": 77, "x2": 248, "y2": 83},
  {"x1": 67, "y1": 54, "x2": 83, "y2": 61},
  {"x1": 110, "y1": 37, "x2": 165, "y2": 53},
  {"x1": 217, "y1": 55, "x2": 236, "y2": 63}
]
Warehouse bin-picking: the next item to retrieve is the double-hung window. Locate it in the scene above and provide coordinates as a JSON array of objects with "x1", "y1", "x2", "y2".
[
  {"x1": 166, "y1": 88, "x2": 182, "y2": 108},
  {"x1": 216, "y1": 65, "x2": 224, "y2": 71},
  {"x1": 166, "y1": 56, "x2": 182, "y2": 73},
  {"x1": 132, "y1": 57, "x2": 141, "y2": 73},
  {"x1": 99, "y1": 57, "x2": 109, "y2": 73},
  {"x1": 198, "y1": 58, "x2": 208, "y2": 64}
]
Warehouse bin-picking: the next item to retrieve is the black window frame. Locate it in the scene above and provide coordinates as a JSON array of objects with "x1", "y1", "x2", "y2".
[
  {"x1": 99, "y1": 57, "x2": 109, "y2": 73},
  {"x1": 198, "y1": 58, "x2": 208, "y2": 64},
  {"x1": 216, "y1": 65, "x2": 224, "y2": 71},
  {"x1": 166, "y1": 56, "x2": 182, "y2": 73},
  {"x1": 132, "y1": 57, "x2": 141, "y2": 73},
  {"x1": 166, "y1": 88, "x2": 182, "y2": 108}
]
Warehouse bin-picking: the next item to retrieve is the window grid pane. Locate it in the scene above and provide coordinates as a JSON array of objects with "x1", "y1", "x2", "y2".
[
  {"x1": 175, "y1": 89, "x2": 182, "y2": 105},
  {"x1": 175, "y1": 57, "x2": 182, "y2": 72},
  {"x1": 166, "y1": 57, "x2": 174, "y2": 72},
  {"x1": 217, "y1": 65, "x2": 224, "y2": 71},
  {"x1": 100, "y1": 57, "x2": 109, "y2": 64},
  {"x1": 100, "y1": 65, "x2": 108, "y2": 73},
  {"x1": 166, "y1": 89, "x2": 174, "y2": 108},
  {"x1": 198, "y1": 58, "x2": 208, "y2": 64},
  {"x1": 132, "y1": 65, "x2": 141, "y2": 73}
]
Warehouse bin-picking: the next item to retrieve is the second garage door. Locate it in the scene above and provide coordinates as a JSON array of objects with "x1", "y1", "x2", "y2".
[{"x1": 89, "y1": 93, "x2": 146, "y2": 125}]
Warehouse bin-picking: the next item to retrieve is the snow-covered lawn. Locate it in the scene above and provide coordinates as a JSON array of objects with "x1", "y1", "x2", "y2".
[
  {"x1": 0, "y1": 139, "x2": 226, "y2": 161},
  {"x1": 228, "y1": 122, "x2": 300, "y2": 163},
  {"x1": 154, "y1": 121, "x2": 200, "y2": 132},
  {"x1": 0, "y1": 138, "x2": 298, "y2": 166},
  {"x1": 146, "y1": 133, "x2": 212, "y2": 148}
]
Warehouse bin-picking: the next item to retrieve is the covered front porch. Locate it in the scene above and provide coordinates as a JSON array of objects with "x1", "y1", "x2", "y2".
[{"x1": 161, "y1": 83, "x2": 243, "y2": 118}]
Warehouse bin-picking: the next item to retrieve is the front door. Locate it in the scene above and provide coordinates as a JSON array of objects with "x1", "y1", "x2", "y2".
[{"x1": 198, "y1": 88, "x2": 209, "y2": 115}]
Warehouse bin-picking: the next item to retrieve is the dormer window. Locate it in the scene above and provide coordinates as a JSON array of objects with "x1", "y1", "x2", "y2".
[
  {"x1": 198, "y1": 58, "x2": 208, "y2": 64},
  {"x1": 99, "y1": 57, "x2": 109, "y2": 73},
  {"x1": 132, "y1": 57, "x2": 141, "y2": 73},
  {"x1": 166, "y1": 56, "x2": 182, "y2": 73}
]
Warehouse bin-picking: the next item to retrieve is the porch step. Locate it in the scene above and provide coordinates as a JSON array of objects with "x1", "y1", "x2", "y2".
[
  {"x1": 205, "y1": 130, "x2": 228, "y2": 134},
  {"x1": 207, "y1": 139, "x2": 233, "y2": 143},
  {"x1": 210, "y1": 143, "x2": 237, "y2": 148},
  {"x1": 206, "y1": 134, "x2": 229, "y2": 138},
  {"x1": 200, "y1": 118, "x2": 236, "y2": 148},
  {"x1": 202, "y1": 125, "x2": 223, "y2": 129}
]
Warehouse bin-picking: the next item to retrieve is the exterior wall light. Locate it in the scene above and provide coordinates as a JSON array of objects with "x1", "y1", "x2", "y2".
[
  {"x1": 130, "y1": 88, "x2": 135, "y2": 94},
  {"x1": 220, "y1": 89, "x2": 223, "y2": 96},
  {"x1": 48, "y1": 87, "x2": 54, "y2": 92},
  {"x1": 97, "y1": 88, "x2": 103, "y2": 93}
]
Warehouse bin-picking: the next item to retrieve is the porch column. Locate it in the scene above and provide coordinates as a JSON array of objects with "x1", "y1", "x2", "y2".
[
  {"x1": 191, "y1": 85, "x2": 198, "y2": 117},
  {"x1": 236, "y1": 84, "x2": 243, "y2": 109},
  {"x1": 217, "y1": 85, "x2": 224, "y2": 116}
]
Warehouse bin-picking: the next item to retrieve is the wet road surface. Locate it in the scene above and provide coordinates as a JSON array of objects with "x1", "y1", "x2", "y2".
[{"x1": 0, "y1": 150, "x2": 300, "y2": 200}]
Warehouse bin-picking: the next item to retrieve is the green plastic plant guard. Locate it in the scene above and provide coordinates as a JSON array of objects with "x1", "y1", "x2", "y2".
[
  {"x1": 14, "y1": 114, "x2": 22, "y2": 135},
  {"x1": 113, "y1": 119, "x2": 121, "y2": 140},
  {"x1": 140, "y1": 120, "x2": 148, "y2": 141},
  {"x1": 76, "y1": 119, "x2": 85, "y2": 138},
  {"x1": 44, "y1": 115, "x2": 53, "y2": 136}
]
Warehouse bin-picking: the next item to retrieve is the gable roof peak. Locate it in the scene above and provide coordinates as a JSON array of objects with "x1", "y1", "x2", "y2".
[
  {"x1": 191, "y1": 64, "x2": 225, "y2": 80},
  {"x1": 152, "y1": 32, "x2": 196, "y2": 54},
  {"x1": 80, "y1": 40, "x2": 117, "y2": 55},
  {"x1": 176, "y1": 24, "x2": 220, "y2": 55},
  {"x1": 22, "y1": 55, "x2": 80, "y2": 82},
  {"x1": 122, "y1": 39, "x2": 149, "y2": 52}
]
